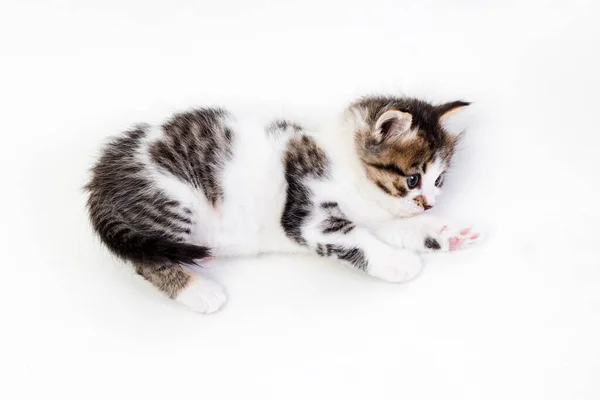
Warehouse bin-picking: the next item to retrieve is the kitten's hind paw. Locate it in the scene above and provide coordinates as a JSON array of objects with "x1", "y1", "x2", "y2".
[
  {"x1": 425, "y1": 224, "x2": 484, "y2": 252},
  {"x1": 176, "y1": 277, "x2": 227, "y2": 314},
  {"x1": 367, "y1": 249, "x2": 423, "y2": 283}
]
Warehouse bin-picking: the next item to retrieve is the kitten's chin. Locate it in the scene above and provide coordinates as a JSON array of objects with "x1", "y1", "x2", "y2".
[
  {"x1": 393, "y1": 209, "x2": 423, "y2": 218},
  {"x1": 392, "y1": 203, "x2": 427, "y2": 218},
  {"x1": 377, "y1": 198, "x2": 423, "y2": 218}
]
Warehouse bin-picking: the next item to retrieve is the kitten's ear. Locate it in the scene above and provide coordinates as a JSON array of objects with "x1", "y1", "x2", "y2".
[
  {"x1": 435, "y1": 100, "x2": 470, "y2": 120},
  {"x1": 372, "y1": 109, "x2": 413, "y2": 143}
]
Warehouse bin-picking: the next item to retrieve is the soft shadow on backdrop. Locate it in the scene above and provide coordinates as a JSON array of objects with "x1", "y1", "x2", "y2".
[{"x1": 1, "y1": 1, "x2": 598, "y2": 399}]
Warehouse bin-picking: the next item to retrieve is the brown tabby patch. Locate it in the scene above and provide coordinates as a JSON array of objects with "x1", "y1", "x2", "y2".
[
  {"x1": 358, "y1": 136, "x2": 436, "y2": 197},
  {"x1": 281, "y1": 134, "x2": 330, "y2": 244},
  {"x1": 151, "y1": 108, "x2": 233, "y2": 207},
  {"x1": 284, "y1": 135, "x2": 329, "y2": 178},
  {"x1": 350, "y1": 96, "x2": 461, "y2": 196},
  {"x1": 135, "y1": 263, "x2": 191, "y2": 299}
]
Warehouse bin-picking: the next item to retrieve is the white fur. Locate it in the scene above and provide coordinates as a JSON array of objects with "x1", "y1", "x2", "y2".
[
  {"x1": 176, "y1": 276, "x2": 226, "y2": 314},
  {"x1": 349, "y1": 228, "x2": 423, "y2": 282}
]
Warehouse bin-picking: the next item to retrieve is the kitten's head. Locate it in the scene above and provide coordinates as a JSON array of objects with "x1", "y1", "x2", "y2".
[{"x1": 350, "y1": 96, "x2": 468, "y2": 217}]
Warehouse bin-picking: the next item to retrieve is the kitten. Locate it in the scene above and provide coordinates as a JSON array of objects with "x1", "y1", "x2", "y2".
[{"x1": 86, "y1": 96, "x2": 482, "y2": 313}]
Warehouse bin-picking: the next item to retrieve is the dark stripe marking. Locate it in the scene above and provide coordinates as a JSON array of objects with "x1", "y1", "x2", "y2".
[
  {"x1": 315, "y1": 244, "x2": 368, "y2": 271},
  {"x1": 376, "y1": 181, "x2": 393, "y2": 195},
  {"x1": 321, "y1": 202, "x2": 338, "y2": 209},
  {"x1": 368, "y1": 162, "x2": 406, "y2": 177},
  {"x1": 424, "y1": 236, "x2": 441, "y2": 250},
  {"x1": 393, "y1": 182, "x2": 408, "y2": 197},
  {"x1": 322, "y1": 217, "x2": 354, "y2": 235}
]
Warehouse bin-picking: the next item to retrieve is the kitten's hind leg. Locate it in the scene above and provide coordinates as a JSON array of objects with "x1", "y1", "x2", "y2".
[{"x1": 135, "y1": 263, "x2": 226, "y2": 314}]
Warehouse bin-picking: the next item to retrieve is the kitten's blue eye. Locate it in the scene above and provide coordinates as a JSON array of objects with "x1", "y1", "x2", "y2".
[
  {"x1": 435, "y1": 173, "x2": 445, "y2": 187},
  {"x1": 406, "y1": 174, "x2": 420, "y2": 189}
]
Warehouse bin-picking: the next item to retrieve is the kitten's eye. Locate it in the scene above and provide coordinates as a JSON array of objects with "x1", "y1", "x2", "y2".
[
  {"x1": 406, "y1": 174, "x2": 420, "y2": 189},
  {"x1": 435, "y1": 172, "x2": 446, "y2": 187}
]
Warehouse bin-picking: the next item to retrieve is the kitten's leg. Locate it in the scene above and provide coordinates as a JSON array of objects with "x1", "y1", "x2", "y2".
[
  {"x1": 302, "y1": 208, "x2": 423, "y2": 283},
  {"x1": 336, "y1": 228, "x2": 424, "y2": 283},
  {"x1": 135, "y1": 263, "x2": 226, "y2": 314},
  {"x1": 373, "y1": 216, "x2": 484, "y2": 253}
]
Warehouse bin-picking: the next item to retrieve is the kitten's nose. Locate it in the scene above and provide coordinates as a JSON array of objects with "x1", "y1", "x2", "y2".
[{"x1": 414, "y1": 195, "x2": 433, "y2": 210}]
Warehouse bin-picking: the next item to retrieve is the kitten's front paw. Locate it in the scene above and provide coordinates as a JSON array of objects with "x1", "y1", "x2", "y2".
[
  {"x1": 367, "y1": 250, "x2": 423, "y2": 283},
  {"x1": 176, "y1": 278, "x2": 227, "y2": 314},
  {"x1": 425, "y1": 224, "x2": 483, "y2": 252}
]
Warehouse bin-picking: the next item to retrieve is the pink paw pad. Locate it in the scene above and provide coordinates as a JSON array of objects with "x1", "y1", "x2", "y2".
[
  {"x1": 449, "y1": 236, "x2": 461, "y2": 250},
  {"x1": 460, "y1": 228, "x2": 471, "y2": 235}
]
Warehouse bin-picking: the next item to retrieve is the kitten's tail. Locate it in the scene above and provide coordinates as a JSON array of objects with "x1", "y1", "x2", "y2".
[
  {"x1": 115, "y1": 237, "x2": 210, "y2": 265},
  {"x1": 102, "y1": 234, "x2": 211, "y2": 266}
]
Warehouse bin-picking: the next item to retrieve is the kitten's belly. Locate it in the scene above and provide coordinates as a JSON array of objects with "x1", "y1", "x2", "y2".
[
  {"x1": 191, "y1": 117, "x2": 304, "y2": 256},
  {"x1": 205, "y1": 186, "x2": 304, "y2": 257}
]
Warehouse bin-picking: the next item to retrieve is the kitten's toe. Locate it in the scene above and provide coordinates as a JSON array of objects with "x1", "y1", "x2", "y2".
[
  {"x1": 176, "y1": 278, "x2": 227, "y2": 314},
  {"x1": 437, "y1": 225, "x2": 484, "y2": 251},
  {"x1": 462, "y1": 226, "x2": 483, "y2": 248}
]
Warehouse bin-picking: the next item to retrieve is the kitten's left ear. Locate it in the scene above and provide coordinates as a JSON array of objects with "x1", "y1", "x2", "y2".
[
  {"x1": 372, "y1": 109, "x2": 414, "y2": 143},
  {"x1": 435, "y1": 100, "x2": 470, "y2": 120}
]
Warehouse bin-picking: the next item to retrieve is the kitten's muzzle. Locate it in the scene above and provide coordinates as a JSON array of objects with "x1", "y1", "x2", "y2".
[{"x1": 413, "y1": 195, "x2": 433, "y2": 211}]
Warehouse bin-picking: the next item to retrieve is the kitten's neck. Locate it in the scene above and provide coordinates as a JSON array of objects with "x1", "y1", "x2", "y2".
[
  {"x1": 315, "y1": 111, "x2": 396, "y2": 225},
  {"x1": 317, "y1": 111, "x2": 365, "y2": 180}
]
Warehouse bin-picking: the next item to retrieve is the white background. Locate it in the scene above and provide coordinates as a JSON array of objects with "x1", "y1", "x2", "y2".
[{"x1": 1, "y1": 0, "x2": 599, "y2": 399}]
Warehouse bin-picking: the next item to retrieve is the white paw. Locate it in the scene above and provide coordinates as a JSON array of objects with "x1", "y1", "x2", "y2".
[
  {"x1": 428, "y1": 224, "x2": 484, "y2": 252},
  {"x1": 176, "y1": 278, "x2": 227, "y2": 314},
  {"x1": 368, "y1": 250, "x2": 423, "y2": 283}
]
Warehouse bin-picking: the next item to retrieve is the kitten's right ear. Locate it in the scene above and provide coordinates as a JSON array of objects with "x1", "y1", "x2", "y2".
[
  {"x1": 435, "y1": 101, "x2": 470, "y2": 120},
  {"x1": 371, "y1": 109, "x2": 413, "y2": 144}
]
